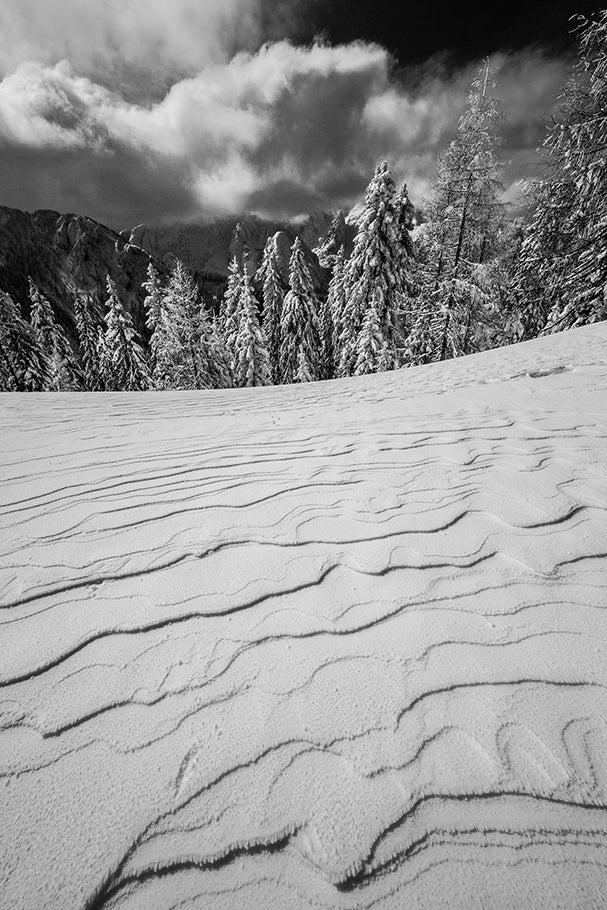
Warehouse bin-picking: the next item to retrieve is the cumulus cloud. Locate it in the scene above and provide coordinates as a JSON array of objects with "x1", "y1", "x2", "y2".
[
  {"x1": 0, "y1": 30, "x2": 572, "y2": 227},
  {"x1": 0, "y1": 0, "x2": 265, "y2": 97}
]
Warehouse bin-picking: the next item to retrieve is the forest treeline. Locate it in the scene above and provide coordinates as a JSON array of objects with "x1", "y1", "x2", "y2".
[{"x1": 1, "y1": 12, "x2": 605, "y2": 392}]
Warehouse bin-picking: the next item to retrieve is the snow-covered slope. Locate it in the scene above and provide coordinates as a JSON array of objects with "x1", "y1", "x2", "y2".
[{"x1": 2, "y1": 324, "x2": 607, "y2": 910}]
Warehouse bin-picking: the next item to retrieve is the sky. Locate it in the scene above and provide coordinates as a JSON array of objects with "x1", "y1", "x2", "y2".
[{"x1": 0, "y1": 0, "x2": 603, "y2": 228}]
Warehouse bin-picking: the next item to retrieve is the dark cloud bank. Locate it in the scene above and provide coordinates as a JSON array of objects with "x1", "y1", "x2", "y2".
[{"x1": 0, "y1": 0, "x2": 586, "y2": 228}]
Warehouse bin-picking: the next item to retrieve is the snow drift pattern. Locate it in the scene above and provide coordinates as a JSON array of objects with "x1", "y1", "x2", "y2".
[{"x1": 1, "y1": 324, "x2": 607, "y2": 909}]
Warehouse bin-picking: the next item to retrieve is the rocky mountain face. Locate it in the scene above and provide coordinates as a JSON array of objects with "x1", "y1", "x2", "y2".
[
  {"x1": 0, "y1": 206, "x2": 357, "y2": 343},
  {"x1": 126, "y1": 211, "x2": 356, "y2": 293},
  {"x1": 0, "y1": 206, "x2": 169, "y2": 341}
]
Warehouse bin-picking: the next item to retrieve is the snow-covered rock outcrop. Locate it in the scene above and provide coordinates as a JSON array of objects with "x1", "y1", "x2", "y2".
[{"x1": 1, "y1": 324, "x2": 607, "y2": 909}]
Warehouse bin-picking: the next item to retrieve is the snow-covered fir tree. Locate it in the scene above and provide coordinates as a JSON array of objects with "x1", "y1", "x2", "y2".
[
  {"x1": 74, "y1": 294, "x2": 102, "y2": 390},
  {"x1": 318, "y1": 245, "x2": 349, "y2": 380},
  {"x1": 168, "y1": 261, "x2": 206, "y2": 388},
  {"x1": 0, "y1": 291, "x2": 51, "y2": 391},
  {"x1": 142, "y1": 263, "x2": 164, "y2": 353},
  {"x1": 416, "y1": 61, "x2": 508, "y2": 362},
  {"x1": 230, "y1": 221, "x2": 249, "y2": 269},
  {"x1": 220, "y1": 255, "x2": 244, "y2": 367},
  {"x1": 258, "y1": 235, "x2": 285, "y2": 384},
  {"x1": 149, "y1": 295, "x2": 179, "y2": 390},
  {"x1": 341, "y1": 161, "x2": 415, "y2": 373},
  {"x1": 279, "y1": 237, "x2": 321, "y2": 384},
  {"x1": 295, "y1": 345, "x2": 313, "y2": 382},
  {"x1": 354, "y1": 293, "x2": 390, "y2": 375},
  {"x1": 318, "y1": 293, "x2": 334, "y2": 381},
  {"x1": 101, "y1": 277, "x2": 150, "y2": 391},
  {"x1": 324, "y1": 248, "x2": 349, "y2": 377},
  {"x1": 205, "y1": 319, "x2": 235, "y2": 390},
  {"x1": 152, "y1": 260, "x2": 232, "y2": 390},
  {"x1": 517, "y1": 12, "x2": 607, "y2": 336},
  {"x1": 29, "y1": 281, "x2": 80, "y2": 390},
  {"x1": 142, "y1": 262, "x2": 166, "y2": 388},
  {"x1": 152, "y1": 261, "x2": 202, "y2": 389},
  {"x1": 314, "y1": 211, "x2": 347, "y2": 268},
  {"x1": 232, "y1": 271, "x2": 270, "y2": 387},
  {"x1": 96, "y1": 327, "x2": 110, "y2": 391}
]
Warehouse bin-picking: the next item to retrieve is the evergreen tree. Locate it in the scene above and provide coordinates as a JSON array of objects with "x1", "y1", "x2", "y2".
[
  {"x1": 280, "y1": 238, "x2": 321, "y2": 384},
  {"x1": 149, "y1": 300, "x2": 180, "y2": 390},
  {"x1": 96, "y1": 327, "x2": 110, "y2": 391},
  {"x1": 220, "y1": 255, "x2": 244, "y2": 367},
  {"x1": 155, "y1": 261, "x2": 204, "y2": 389},
  {"x1": 296, "y1": 345, "x2": 314, "y2": 382},
  {"x1": 75, "y1": 294, "x2": 102, "y2": 390},
  {"x1": 314, "y1": 211, "x2": 347, "y2": 268},
  {"x1": 142, "y1": 263, "x2": 164, "y2": 362},
  {"x1": 354, "y1": 293, "x2": 391, "y2": 375},
  {"x1": 258, "y1": 236, "x2": 285, "y2": 384},
  {"x1": 29, "y1": 281, "x2": 80, "y2": 390},
  {"x1": 342, "y1": 161, "x2": 415, "y2": 372},
  {"x1": 318, "y1": 292, "x2": 334, "y2": 381},
  {"x1": 101, "y1": 278, "x2": 150, "y2": 391},
  {"x1": 517, "y1": 12, "x2": 607, "y2": 335},
  {"x1": 0, "y1": 292, "x2": 51, "y2": 391},
  {"x1": 233, "y1": 271, "x2": 271, "y2": 387},
  {"x1": 203, "y1": 310, "x2": 234, "y2": 390},
  {"x1": 418, "y1": 61, "x2": 508, "y2": 361},
  {"x1": 230, "y1": 221, "x2": 249, "y2": 268},
  {"x1": 325, "y1": 249, "x2": 349, "y2": 377},
  {"x1": 377, "y1": 341, "x2": 393, "y2": 373},
  {"x1": 152, "y1": 260, "x2": 232, "y2": 390},
  {"x1": 171, "y1": 261, "x2": 206, "y2": 388}
]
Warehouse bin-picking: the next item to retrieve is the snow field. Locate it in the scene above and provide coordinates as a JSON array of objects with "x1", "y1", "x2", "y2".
[{"x1": 1, "y1": 323, "x2": 607, "y2": 909}]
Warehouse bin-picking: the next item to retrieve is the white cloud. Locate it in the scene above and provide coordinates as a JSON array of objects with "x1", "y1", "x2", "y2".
[
  {"x1": 0, "y1": 35, "x2": 572, "y2": 226},
  {"x1": 0, "y1": 0, "x2": 262, "y2": 95}
]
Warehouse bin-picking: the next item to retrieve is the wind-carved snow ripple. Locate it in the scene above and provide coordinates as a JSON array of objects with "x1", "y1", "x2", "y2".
[{"x1": 1, "y1": 323, "x2": 607, "y2": 910}]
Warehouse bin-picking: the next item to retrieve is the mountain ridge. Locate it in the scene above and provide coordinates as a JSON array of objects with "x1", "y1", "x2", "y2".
[{"x1": 0, "y1": 205, "x2": 352, "y2": 339}]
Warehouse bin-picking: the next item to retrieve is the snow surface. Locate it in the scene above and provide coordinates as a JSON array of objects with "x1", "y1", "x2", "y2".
[{"x1": 1, "y1": 323, "x2": 607, "y2": 910}]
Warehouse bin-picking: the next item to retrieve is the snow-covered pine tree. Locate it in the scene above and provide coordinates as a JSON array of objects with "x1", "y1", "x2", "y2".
[
  {"x1": 206, "y1": 330, "x2": 235, "y2": 390},
  {"x1": 233, "y1": 270, "x2": 270, "y2": 387},
  {"x1": 96, "y1": 327, "x2": 110, "y2": 391},
  {"x1": 0, "y1": 291, "x2": 51, "y2": 391},
  {"x1": 324, "y1": 248, "x2": 349, "y2": 377},
  {"x1": 517, "y1": 12, "x2": 607, "y2": 335},
  {"x1": 74, "y1": 293, "x2": 102, "y2": 390},
  {"x1": 318, "y1": 245, "x2": 348, "y2": 380},
  {"x1": 258, "y1": 236, "x2": 285, "y2": 384},
  {"x1": 342, "y1": 161, "x2": 415, "y2": 373},
  {"x1": 418, "y1": 60, "x2": 508, "y2": 361},
  {"x1": 149, "y1": 296, "x2": 179, "y2": 390},
  {"x1": 354, "y1": 292, "x2": 390, "y2": 375},
  {"x1": 170, "y1": 260, "x2": 207, "y2": 388},
  {"x1": 314, "y1": 211, "x2": 347, "y2": 268},
  {"x1": 295, "y1": 345, "x2": 313, "y2": 382},
  {"x1": 279, "y1": 237, "x2": 321, "y2": 384},
  {"x1": 142, "y1": 263, "x2": 164, "y2": 363},
  {"x1": 0, "y1": 293, "x2": 20, "y2": 391},
  {"x1": 101, "y1": 277, "x2": 150, "y2": 391},
  {"x1": 220, "y1": 255, "x2": 244, "y2": 367},
  {"x1": 230, "y1": 221, "x2": 249, "y2": 269},
  {"x1": 152, "y1": 260, "x2": 232, "y2": 390},
  {"x1": 155, "y1": 261, "x2": 202, "y2": 389},
  {"x1": 201, "y1": 306, "x2": 234, "y2": 389},
  {"x1": 377, "y1": 341, "x2": 393, "y2": 372},
  {"x1": 29, "y1": 281, "x2": 80, "y2": 390},
  {"x1": 318, "y1": 292, "x2": 334, "y2": 381}
]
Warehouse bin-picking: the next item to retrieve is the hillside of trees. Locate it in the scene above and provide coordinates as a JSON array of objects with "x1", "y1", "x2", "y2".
[{"x1": 1, "y1": 12, "x2": 605, "y2": 393}]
